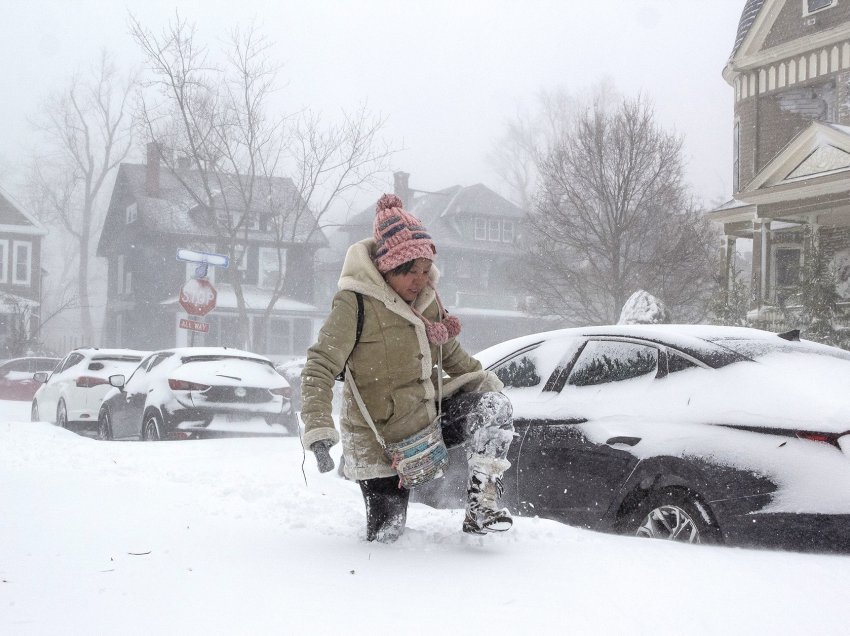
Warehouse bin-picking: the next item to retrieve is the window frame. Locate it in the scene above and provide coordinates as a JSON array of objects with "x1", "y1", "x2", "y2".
[
  {"x1": 12, "y1": 240, "x2": 32, "y2": 286},
  {"x1": 773, "y1": 245, "x2": 803, "y2": 290},
  {"x1": 258, "y1": 247, "x2": 285, "y2": 290},
  {"x1": 488, "y1": 219, "x2": 501, "y2": 242},
  {"x1": 0, "y1": 239, "x2": 8, "y2": 284},
  {"x1": 126, "y1": 202, "x2": 138, "y2": 224},
  {"x1": 502, "y1": 220, "x2": 514, "y2": 243},
  {"x1": 803, "y1": 0, "x2": 836, "y2": 16},
  {"x1": 474, "y1": 218, "x2": 487, "y2": 241}
]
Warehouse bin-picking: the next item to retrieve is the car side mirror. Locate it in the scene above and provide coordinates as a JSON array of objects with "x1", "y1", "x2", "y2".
[
  {"x1": 109, "y1": 374, "x2": 126, "y2": 389},
  {"x1": 33, "y1": 372, "x2": 48, "y2": 383}
]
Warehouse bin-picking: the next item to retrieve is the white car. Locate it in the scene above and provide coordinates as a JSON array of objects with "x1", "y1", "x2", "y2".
[
  {"x1": 416, "y1": 325, "x2": 850, "y2": 552},
  {"x1": 31, "y1": 348, "x2": 149, "y2": 432},
  {"x1": 98, "y1": 347, "x2": 291, "y2": 440}
]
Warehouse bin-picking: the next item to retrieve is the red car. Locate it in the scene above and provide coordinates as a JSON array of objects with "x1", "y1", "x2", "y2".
[{"x1": 0, "y1": 357, "x2": 61, "y2": 401}]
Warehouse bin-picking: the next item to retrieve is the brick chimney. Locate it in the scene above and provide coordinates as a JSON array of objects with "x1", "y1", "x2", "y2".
[
  {"x1": 146, "y1": 142, "x2": 161, "y2": 197},
  {"x1": 393, "y1": 171, "x2": 411, "y2": 208}
]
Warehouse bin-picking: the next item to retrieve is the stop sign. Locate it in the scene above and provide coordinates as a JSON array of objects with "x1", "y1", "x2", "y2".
[{"x1": 179, "y1": 278, "x2": 217, "y2": 316}]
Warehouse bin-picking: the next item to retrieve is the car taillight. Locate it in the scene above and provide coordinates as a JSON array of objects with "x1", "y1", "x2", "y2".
[
  {"x1": 168, "y1": 379, "x2": 211, "y2": 391},
  {"x1": 796, "y1": 431, "x2": 842, "y2": 448},
  {"x1": 270, "y1": 386, "x2": 292, "y2": 398},
  {"x1": 76, "y1": 376, "x2": 109, "y2": 388}
]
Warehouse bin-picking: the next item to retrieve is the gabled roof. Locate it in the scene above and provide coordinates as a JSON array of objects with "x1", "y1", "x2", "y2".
[
  {"x1": 0, "y1": 187, "x2": 47, "y2": 236},
  {"x1": 746, "y1": 121, "x2": 850, "y2": 191},
  {"x1": 345, "y1": 183, "x2": 524, "y2": 252},
  {"x1": 97, "y1": 163, "x2": 327, "y2": 255}
]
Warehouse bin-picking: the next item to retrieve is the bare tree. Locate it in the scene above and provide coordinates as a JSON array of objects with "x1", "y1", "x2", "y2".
[
  {"x1": 525, "y1": 94, "x2": 716, "y2": 324},
  {"x1": 28, "y1": 52, "x2": 134, "y2": 342},
  {"x1": 129, "y1": 14, "x2": 393, "y2": 348},
  {"x1": 487, "y1": 80, "x2": 619, "y2": 211}
]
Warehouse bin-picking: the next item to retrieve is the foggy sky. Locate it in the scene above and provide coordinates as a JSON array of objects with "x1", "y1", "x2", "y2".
[{"x1": 0, "y1": 0, "x2": 745, "y2": 215}]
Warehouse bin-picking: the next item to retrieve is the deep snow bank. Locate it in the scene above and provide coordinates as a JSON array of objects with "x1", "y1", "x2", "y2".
[{"x1": 2, "y1": 414, "x2": 850, "y2": 635}]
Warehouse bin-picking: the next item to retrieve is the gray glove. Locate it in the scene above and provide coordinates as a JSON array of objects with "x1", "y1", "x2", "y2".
[{"x1": 310, "y1": 440, "x2": 335, "y2": 473}]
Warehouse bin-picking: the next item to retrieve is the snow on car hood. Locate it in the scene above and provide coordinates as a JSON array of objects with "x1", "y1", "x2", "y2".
[{"x1": 171, "y1": 358, "x2": 283, "y2": 388}]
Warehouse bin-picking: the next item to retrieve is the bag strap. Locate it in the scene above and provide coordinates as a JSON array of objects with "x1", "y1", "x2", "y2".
[
  {"x1": 354, "y1": 292, "x2": 364, "y2": 346},
  {"x1": 335, "y1": 292, "x2": 364, "y2": 383},
  {"x1": 346, "y1": 342, "x2": 444, "y2": 452},
  {"x1": 345, "y1": 362, "x2": 386, "y2": 449}
]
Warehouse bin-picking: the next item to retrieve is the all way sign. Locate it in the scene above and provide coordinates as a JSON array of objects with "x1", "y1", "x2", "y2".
[{"x1": 179, "y1": 318, "x2": 210, "y2": 333}]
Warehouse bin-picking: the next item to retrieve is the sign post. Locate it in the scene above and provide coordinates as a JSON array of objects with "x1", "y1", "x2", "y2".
[{"x1": 176, "y1": 248, "x2": 229, "y2": 346}]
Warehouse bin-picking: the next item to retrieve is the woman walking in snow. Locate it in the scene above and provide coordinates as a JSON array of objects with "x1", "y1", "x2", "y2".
[{"x1": 300, "y1": 193, "x2": 515, "y2": 543}]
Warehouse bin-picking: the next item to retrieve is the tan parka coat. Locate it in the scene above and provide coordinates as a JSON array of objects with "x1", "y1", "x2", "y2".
[{"x1": 301, "y1": 239, "x2": 502, "y2": 480}]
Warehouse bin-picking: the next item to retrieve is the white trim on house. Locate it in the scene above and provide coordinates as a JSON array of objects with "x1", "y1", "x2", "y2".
[
  {"x1": 0, "y1": 224, "x2": 47, "y2": 236},
  {"x1": 724, "y1": 0, "x2": 850, "y2": 83}
]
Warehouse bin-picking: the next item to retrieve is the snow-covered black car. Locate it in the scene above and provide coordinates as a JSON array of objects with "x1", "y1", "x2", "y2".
[
  {"x1": 97, "y1": 347, "x2": 291, "y2": 440},
  {"x1": 415, "y1": 325, "x2": 850, "y2": 552}
]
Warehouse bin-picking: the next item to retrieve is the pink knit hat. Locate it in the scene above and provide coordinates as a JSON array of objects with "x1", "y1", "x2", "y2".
[{"x1": 373, "y1": 194, "x2": 436, "y2": 273}]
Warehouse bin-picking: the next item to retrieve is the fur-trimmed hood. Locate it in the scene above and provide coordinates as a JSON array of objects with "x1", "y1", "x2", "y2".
[{"x1": 338, "y1": 238, "x2": 440, "y2": 319}]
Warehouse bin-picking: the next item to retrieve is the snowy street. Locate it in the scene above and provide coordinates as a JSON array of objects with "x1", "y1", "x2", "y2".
[{"x1": 2, "y1": 400, "x2": 850, "y2": 635}]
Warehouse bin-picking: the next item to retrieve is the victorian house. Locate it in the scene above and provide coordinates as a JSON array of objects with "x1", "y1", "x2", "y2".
[
  {"x1": 97, "y1": 145, "x2": 327, "y2": 358},
  {"x1": 331, "y1": 172, "x2": 552, "y2": 352},
  {"x1": 710, "y1": 0, "x2": 850, "y2": 326},
  {"x1": 0, "y1": 187, "x2": 46, "y2": 356}
]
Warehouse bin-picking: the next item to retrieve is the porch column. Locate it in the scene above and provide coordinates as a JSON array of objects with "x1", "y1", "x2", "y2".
[
  {"x1": 751, "y1": 221, "x2": 765, "y2": 311},
  {"x1": 720, "y1": 235, "x2": 737, "y2": 292}
]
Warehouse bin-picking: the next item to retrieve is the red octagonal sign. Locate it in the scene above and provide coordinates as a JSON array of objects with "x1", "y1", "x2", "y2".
[{"x1": 179, "y1": 278, "x2": 217, "y2": 316}]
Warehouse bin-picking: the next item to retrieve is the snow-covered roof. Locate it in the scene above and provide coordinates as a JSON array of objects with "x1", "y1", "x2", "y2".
[
  {"x1": 0, "y1": 187, "x2": 47, "y2": 236},
  {"x1": 100, "y1": 164, "x2": 327, "y2": 255},
  {"x1": 729, "y1": 0, "x2": 765, "y2": 59},
  {"x1": 344, "y1": 183, "x2": 524, "y2": 253}
]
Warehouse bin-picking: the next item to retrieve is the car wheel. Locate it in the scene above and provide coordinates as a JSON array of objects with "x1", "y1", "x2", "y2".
[
  {"x1": 31, "y1": 401, "x2": 39, "y2": 422},
  {"x1": 142, "y1": 410, "x2": 163, "y2": 441},
  {"x1": 629, "y1": 487, "x2": 721, "y2": 545},
  {"x1": 57, "y1": 400, "x2": 69, "y2": 429},
  {"x1": 97, "y1": 409, "x2": 113, "y2": 441}
]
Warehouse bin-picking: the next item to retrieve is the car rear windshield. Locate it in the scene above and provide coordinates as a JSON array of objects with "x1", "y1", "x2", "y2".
[
  {"x1": 705, "y1": 337, "x2": 850, "y2": 362},
  {"x1": 180, "y1": 355, "x2": 273, "y2": 368}
]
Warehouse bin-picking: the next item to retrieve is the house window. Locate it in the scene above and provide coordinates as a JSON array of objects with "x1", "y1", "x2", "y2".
[
  {"x1": 126, "y1": 202, "x2": 138, "y2": 224},
  {"x1": 12, "y1": 241, "x2": 31, "y2": 285},
  {"x1": 804, "y1": 0, "x2": 835, "y2": 15},
  {"x1": 775, "y1": 247, "x2": 802, "y2": 287},
  {"x1": 235, "y1": 245, "x2": 249, "y2": 271},
  {"x1": 0, "y1": 239, "x2": 8, "y2": 283},
  {"x1": 502, "y1": 221, "x2": 514, "y2": 243},
  {"x1": 116, "y1": 257, "x2": 133, "y2": 294},
  {"x1": 116, "y1": 255, "x2": 124, "y2": 294},
  {"x1": 474, "y1": 218, "x2": 487, "y2": 241},
  {"x1": 488, "y1": 220, "x2": 501, "y2": 241},
  {"x1": 269, "y1": 317, "x2": 292, "y2": 354},
  {"x1": 259, "y1": 247, "x2": 285, "y2": 290}
]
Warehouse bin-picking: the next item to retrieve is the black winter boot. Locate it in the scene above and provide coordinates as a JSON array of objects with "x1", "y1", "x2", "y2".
[{"x1": 359, "y1": 476, "x2": 410, "y2": 543}]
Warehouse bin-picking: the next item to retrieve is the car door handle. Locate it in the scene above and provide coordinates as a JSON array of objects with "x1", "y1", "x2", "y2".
[{"x1": 605, "y1": 436, "x2": 641, "y2": 447}]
